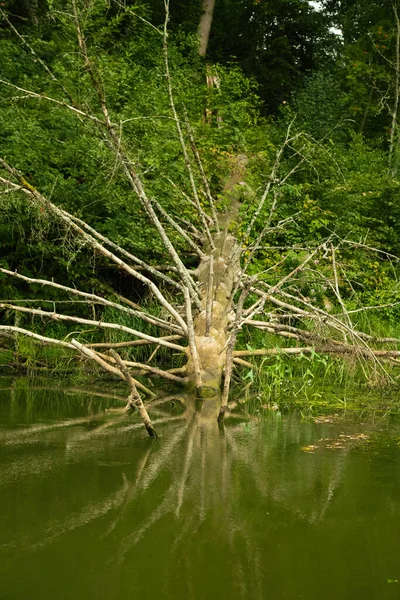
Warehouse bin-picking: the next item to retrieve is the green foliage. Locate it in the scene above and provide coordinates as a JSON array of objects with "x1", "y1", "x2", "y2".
[
  {"x1": 292, "y1": 71, "x2": 352, "y2": 141},
  {"x1": 206, "y1": 0, "x2": 335, "y2": 113}
]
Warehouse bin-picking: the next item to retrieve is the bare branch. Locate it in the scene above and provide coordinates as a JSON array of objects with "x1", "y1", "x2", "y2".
[
  {"x1": 71, "y1": 339, "x2": 123, "y2": 379},
  {"x1": 205, "y1": 255, "x2": 214, "y2": 336},
  {"x1": 184, "y1": 109, "x2": 219, "y2": 229},
  {"x1": 0, "y1": 8, "x2": 76, "y2": 104},
  {"x1": 330, "y1": 244, "x2": 353, "y2": 333},
  {"x1": 0, "y1": 268, "x2": 182, "y2": 334},
  {"x1": 152, "y1": 198, "x2": 205, "y2": 258},
  {"x1": 0, "y1": 325, "x2": 75, "y2": 348},
  {"x1": 243, "y1": 120, "x2": 295, "y2": 243},
  {"x1": 69, "y1": 0, "x2": 201, "y2": 308},
  {"x1": 184, "y1": 287, "x2": 202, "y2": 391},
  {"x1": 0, "y1": 163, "x2": 189, "y2": 333},
  {"x1": 118, "y1": 360, "x2": 187, "y2": 383},
  {"x1": 109, "y1": 350, "x2": 157, "y2": 437},
  {"x1": 219, "y1": 287, "x2": 248, "y2": 421},
  {"x1": 85, "y1": 335, "x2": 182, "y2": 349},
  {"x1": 66, "y1": 213, "x2": 182, "y2": 290},
  {"x1": 389, "y1": 5, "x2": 400, "y2": 175},
  {"x1": 233, "y1": 346, "x2": 400, "y2": 361},
  {"x1": 267, "y1": 240, "x2": 330, "y2": 296},
  {"x1": 233, "y1": 357, "x2": 254, "y2": 369},
  {"x1": 237, "y1": 212, "x2": 297, "y2": 291},
  {"x1": 166, "y1": 177, "x2": 213, "y2": 228},
  {"x1": 127, "y1": 9, "x2": 163, "y2": 35},
  {"x1": 162, "y1": 0, "x2": 215, "y2": 250},
  {"x1": 0, "y1": 303, "x2": 186, "y2": 351},
  {"x1": 0, "y1": 79, "x2": 104, "y2": 125}
]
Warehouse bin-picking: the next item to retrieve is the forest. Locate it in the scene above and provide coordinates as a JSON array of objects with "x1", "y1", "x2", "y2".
[{"x1": 2, "y1": 0, "x2": 400, "y2": 433}]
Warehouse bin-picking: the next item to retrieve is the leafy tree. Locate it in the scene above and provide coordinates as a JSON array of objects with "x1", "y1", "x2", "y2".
[{"x1": 206, "y1": 0, "x2": 334, "y2": 112}]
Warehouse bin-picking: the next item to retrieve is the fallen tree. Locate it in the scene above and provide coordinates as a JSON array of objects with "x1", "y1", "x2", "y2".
[{"x1": 1, "y1": 0, "x2": 400, "y2": 435}]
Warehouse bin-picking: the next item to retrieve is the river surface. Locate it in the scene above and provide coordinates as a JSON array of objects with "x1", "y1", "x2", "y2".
[{"x1": 1, "y1": 378, "x2": 400, "y2": 599}]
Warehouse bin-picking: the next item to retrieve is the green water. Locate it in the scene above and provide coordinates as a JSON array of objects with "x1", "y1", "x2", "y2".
[{"x1": 1, "y1": 379, "x2": 400, "y2": 599}]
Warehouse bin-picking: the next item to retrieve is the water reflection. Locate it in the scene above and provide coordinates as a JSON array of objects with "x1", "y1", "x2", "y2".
[{"x1": 1, "y1": 379, "x2": 400, "y2": 599}]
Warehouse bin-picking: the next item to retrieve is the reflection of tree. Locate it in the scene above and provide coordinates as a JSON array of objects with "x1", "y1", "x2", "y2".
[{"x1": 0, "y1": 384, "x2": 398, "y2": 598}]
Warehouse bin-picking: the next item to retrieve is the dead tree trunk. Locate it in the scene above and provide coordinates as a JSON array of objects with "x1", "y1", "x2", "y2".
[
  {"x1": 189, "y1": 231, "x2": 239, "y2": 393},
  {"x1": 1, "y1": 0, "x2": 400, "y2": 435}
]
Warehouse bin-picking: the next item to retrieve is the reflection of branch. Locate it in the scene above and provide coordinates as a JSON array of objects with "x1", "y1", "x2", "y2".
[
  {"x1": 140, "y1": 420, "x2": 190, "y2": 490},
  {"x1": 176, "y1": 415, "x2": 197, "y2": 515},
  {"x1": 9, "y1": 385, "x2": 126, "y2": 402},
  {"x1": 2, "y1": 416, "x2": 94, "y2": 446},
  {"x1": 104, "y1": 443, "x2": 155, "y2": 537},
  {"x1": 26, "y1": 478, "x2": 131, "y2": 553},
  {"x1": 118, "y1": 485, "x2": 176, "y2": 557},
  {"x1": 2, "y1": 386, "x2": 364, "y2": 597},
  {"x1": 310, "y1": 449, "x2": 348, "y2": 525}
]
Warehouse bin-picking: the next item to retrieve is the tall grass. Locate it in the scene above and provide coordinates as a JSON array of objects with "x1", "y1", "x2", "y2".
[
  {"x1": 0, "y1": 299, "x2": 185, "y2": 384},
  {"x1": 234, "y1": 310, "x2": 400, "y2": 410}
]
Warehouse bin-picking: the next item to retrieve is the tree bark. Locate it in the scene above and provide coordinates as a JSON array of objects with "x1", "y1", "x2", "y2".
[
  {"x1": 198, "y1": 0, "x2": 216, "y2": 57},
  {"x1": 188, "y1": 230, "x2": 240, "y2": 394}
]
